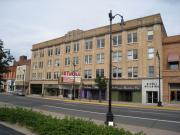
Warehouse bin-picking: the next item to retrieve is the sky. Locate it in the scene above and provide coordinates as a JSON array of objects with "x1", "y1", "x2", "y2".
[{"x1": 0, "y1": 0, "x2": 180, "y2": 60}]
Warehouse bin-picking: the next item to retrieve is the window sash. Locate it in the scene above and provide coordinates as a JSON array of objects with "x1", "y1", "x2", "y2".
[{"x1": 96, "y1": 53, "x2": 104, "y2": 63}]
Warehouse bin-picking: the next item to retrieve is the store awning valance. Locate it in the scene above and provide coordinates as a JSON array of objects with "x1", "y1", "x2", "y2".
[{"x1": 168, "y1": 54, "x2": 179, "y2": 62}]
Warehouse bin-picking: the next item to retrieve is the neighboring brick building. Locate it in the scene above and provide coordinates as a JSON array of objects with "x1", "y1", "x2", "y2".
[
  {"x1": 2, "y1": 55, "x2": 31, "y2": 93},
  {"x1": 163, "y1": 35, "x2": 180, "y2": 103},
  {"x1": 30, "y1": 14, "x2": 167, "y2": 104},
  {"x1": 2, "y1": 66, "x2": 16, "y2": 93}
]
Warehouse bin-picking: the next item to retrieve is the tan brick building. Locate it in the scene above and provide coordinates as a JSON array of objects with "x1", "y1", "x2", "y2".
[
  {"x1": 30, "y1": 14, "x2": 167, "y2": 103},
  {"x1": 163, "y1": 35, "x2": 180, "y2": 103}
]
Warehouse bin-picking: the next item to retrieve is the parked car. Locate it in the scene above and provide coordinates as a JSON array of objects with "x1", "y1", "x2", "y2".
[{"x1": 15, "y1": 89, "x2": 25, "y2": 96}]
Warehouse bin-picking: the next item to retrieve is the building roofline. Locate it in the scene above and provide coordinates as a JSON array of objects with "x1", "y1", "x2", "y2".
[
  {"x1": 32, "y1": 13, "x2": 164, "y2": 51},
  {"x1": 163, "y1": 35, "x2": 180, "y2": 45}
]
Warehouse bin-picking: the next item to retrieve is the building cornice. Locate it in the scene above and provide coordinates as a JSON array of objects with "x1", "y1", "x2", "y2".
[{"x1": 32, "y1": 14, "x2": 164, "y2": 51}]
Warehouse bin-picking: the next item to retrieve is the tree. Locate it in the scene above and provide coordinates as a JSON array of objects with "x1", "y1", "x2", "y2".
[
  {"x1": 0, "y1": 39, "x2": 14, "y2": 85},
  {"x1": 95, "y1": 76, "x2": 107, "y2": 102}
]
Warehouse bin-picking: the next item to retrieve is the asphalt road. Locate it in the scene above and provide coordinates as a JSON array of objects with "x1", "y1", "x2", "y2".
[
  {"x1": 0, "y1": 94, "x2": 180, "y2": 133},
  {"x1": 0, "y1": 124, "x2": 25, "y2": 135}
]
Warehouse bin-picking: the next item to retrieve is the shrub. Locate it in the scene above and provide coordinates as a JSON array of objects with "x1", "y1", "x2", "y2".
[{"x1": 0, "y1": 107, "x2": 145, "y2": 135}]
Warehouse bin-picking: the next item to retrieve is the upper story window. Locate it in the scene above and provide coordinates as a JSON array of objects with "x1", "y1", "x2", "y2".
[
  {"x1": 38, "y1": 61, "x2": 43, "y2": 68},
  {"x1": 54, "y1": 72, "x2": 60, "y2": 79},
  {"x1": 39, "y1": 50, "x2": 44, "y2": 57},
  {"x1": 113, "y1": 67, "x2": 122, "y2": 78},
  {"x1": 96, "y1": 69, "x2": 104, "y2": 77},
  {"x1": 47, "y1": 60, "x2": 52, "y2": 67},
  {"x1": 65, "y1": 57, "x2": 70, "y2": 66},
  {"x1": 97, "y1": 38, "x2": 105, "y2": 48},
  {"x1": 148, "y1": 66, "x2": 154, "y2": 78},
  {"x1": 32, "y1": 73, "x2": 36, "y2": 80},
  {"x1": 74, "y1": 42, "x2": 79, "y2": 52},
  {"x1": 32, "y1": 62, "x2": 38, "y2": 69},
  {"x1": 48, "y1": 48, "x2": 53, "y2": 56},
  {"x1": 147, "y1": 30, "x2": 154, "y2": 41},
  {"x1": 47, "y1": 72, "x2": 52, "y2": 80},
  {"x1": 55, "y1": 47, "x2": 60, "y2": 55},
  {"x1": 112, "y1": 51, "x2": 122, "y2": 62},
  {"x1": 168, "y1": 54, "x2": 179, "y2": 70},
  {"x1": 127, "y1": 32, "x2": 137, "y2": 43},
  {"x1": 55, "y1": 59, "x2": 60, "y2": 67},
  {"x1": 148, "y1": 48, "x2": 154, "y2": 59},
  {"x1": 65, "y1": 45, "x2": 71, "y2": 53},
  {"x1": 84, "y1": 55, "x2": 92, "y2": 64},
  {"x1": 128, "y1": 67, "x2": 138, "y2": 78},
  {"x1": 85, "y1": 40, "x2": 93, "y2": 50},
  {"x1": 84, "y1": 69, "x2": 92, "y2": 79},
  {"x1": 96, "y1": 53, "x2": 104, "y2": 64},
  {"x1": 113, "y1": 35, "x2": 122, "y2": 46},
  {"x1": 73, "y1": 56, "x2": 79, "y2": 65},
  {"x1": 127, "y1": 49, "x2": 138, "y2": 60}
]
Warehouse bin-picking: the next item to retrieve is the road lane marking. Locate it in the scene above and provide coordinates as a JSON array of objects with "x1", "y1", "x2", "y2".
[{"x1": 43, "y1": 105, "x2": 180, "y2": 124}]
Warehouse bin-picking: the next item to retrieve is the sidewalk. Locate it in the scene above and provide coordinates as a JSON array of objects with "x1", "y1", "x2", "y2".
[{"x1": 28, "y1": 94, "x2": 180, "y2": 111}]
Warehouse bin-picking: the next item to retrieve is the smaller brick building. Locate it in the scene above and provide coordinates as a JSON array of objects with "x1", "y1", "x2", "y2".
[{"x1": 163, "y1": 35, "x2": 180, "y2": 103}]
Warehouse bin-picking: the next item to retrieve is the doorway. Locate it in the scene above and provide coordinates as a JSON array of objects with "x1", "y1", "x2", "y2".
[{"x1": 146, "y1": 91, "x2": 158, "y2": 103}]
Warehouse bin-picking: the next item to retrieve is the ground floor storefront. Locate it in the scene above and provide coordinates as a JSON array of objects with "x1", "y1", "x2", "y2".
[{"x1": 30, "y1": 79, "x2": 169, "y2": 104}]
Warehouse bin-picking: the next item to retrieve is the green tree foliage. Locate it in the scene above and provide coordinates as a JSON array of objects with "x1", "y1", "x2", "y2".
[
  {"x1": 95, "y1": 76, "x2": 107, "y2": 102},
  {"x1": 0, "y1": 40, "x2": 14, "y2": 84}
]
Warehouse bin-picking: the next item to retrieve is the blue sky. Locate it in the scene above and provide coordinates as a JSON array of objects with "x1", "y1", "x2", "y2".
[{"x1": 0, "y1": 0, "x2": 180, "y2": 60}]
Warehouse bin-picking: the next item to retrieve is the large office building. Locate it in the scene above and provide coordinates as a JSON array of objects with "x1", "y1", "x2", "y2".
[{"x1": 30, "y1": 14, "x2": 167, "y2": 103}]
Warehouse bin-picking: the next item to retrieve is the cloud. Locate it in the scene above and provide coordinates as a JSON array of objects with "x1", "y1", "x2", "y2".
[{"x1": 0, "y1": 0, "x2": 180, "y2": 60}]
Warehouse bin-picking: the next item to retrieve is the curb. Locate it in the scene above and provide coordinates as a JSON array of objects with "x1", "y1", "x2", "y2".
[{"x1": 29, "y1": 96, "x2": 180, "y2": 111}]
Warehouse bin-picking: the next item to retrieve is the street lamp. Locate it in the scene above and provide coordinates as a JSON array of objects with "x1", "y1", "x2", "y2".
[
  {"x1": 156, "y1": 50, "x2": 162, "y2": 107},
  {"x1": 106, "y1": 10, "x2": 125, "y2": 126},
  {"x1": 72, "y1": 62, "x2": 76, "y2": 100}
]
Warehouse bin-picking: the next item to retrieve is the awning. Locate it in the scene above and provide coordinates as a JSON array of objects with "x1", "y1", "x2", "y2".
[{"x1": 168, "y1": 54, "x2": 179, "y2": 62}]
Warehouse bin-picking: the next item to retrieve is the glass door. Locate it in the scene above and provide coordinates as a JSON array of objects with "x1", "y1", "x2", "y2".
[{"x1": 147, "y1": 91, "x2": 158, "y2": 103}]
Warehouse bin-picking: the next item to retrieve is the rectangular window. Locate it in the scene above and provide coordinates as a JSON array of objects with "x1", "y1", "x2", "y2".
[
  {"x1": 113, "y1": 35, "x2": 122, "y2": 46},
  {"x1": 73, "y1": 56, "x2": 79, "y2": 65},
  {"x1": 128, "y1": 67, "x2": 138, "y2": 78},
  {"x1": 48, "y1": 48, "x2": 53, "y2": 56},
  {"x1": 133, "y1": 67, "x2": 138, "y2": 77},
  {"x1": 32, "y1": 73, "x2": 36, "y2": 80},
  {"x1": 54, "y1": 72, "x2": 60, "y2": 79},
  {"x1": 38, "y1": 61, "x2": 43, "y2": 68},
  {"x1": 65, "y1": 45, "x2": 71, "y2": 53},
  {"x1": 65, "y1": 57, "x2": 70, "y2": 66},
  {"x1": 55, "y1": 47, "x2": 60, "y2": 55},
  {"x1": 96, "y1": 53, "x2": 104, "y2": 64},
  {"x1": 97, "y1": 38, "x2": 105, "y2": 48},
  {"x1": 40, "y1": 50, "x2": 44, "y2": 57},
  {"x1": 148, "y1": 48, "x2": 154, "y2": 59},
  {"x1": 84, "y1": 69, "x2": 92, "y2": 79},
  {"x1": 85, "y1": 40, "x2": 93, "y2": 50},
  {"x1": 47, "y1": 60, "x2": 52, "y2": 67},
  {"x1": 127, "y1": 49, "x2": 138, "y2": 60},
  {"x1": 84, "y1": 55, "x2": 92, "y2": 64},
  {"x1": 169, "y1": 62, "x2": 179, "y2": 70},
  {"x1": 127, "y1": 32, "x2": 137, "y2": 43},
  {"x1": 55, "y1": 59, "x2": 60, "y2": 67},
  {"x1": 47, "y1": 72, "x2": 51, "y2": 79},
  {"x1": 96, "y1": 69, "x2": 104, "y2": 77},
  {"x1": 74, "y1": 42, "x2": 79, "y2": 52},
  {"x1": 148, "y1": 66, "x2": 154, "y2": 78},
  {"x1": 147, "y1": 30, "x2": 154, "y2": 41},
  {"x1": 113, "y1": 67, "x2": 122, "y2": 78},
  {"x1": 112, "y1": 51, "x2": 122, "y2": 62}
]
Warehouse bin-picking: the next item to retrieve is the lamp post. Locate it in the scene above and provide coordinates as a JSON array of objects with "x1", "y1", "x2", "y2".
[
  {"x1": 72, "y1": 62, "x2": 76, "y2": 100},
  {"x1": 106, "y1": 10, "x2": 124, "y2": 126},
  {"x1": 156, "y1": 50, "x2": 162, "y2": 107}
]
